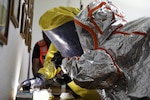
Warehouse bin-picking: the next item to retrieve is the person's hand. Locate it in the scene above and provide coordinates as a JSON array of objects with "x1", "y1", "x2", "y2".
[
  {"x1": 51, "y1": 51, "x2": 64, "y2": 68},
  {"x1": 62, "y1": 74, "x2": 72, "y2": 83},
  {"x1": 54, "y1": 74, "x2": 72, "y2": 85},
  {"x1": 20, "y1": 77, "x2": 43, "y2": 90},
  {"x1": 20, "y1": 79, "x2": 31, "y2": 91},
  {"x1": 20, "y1": 73, "x2": 46, "y2": 91}
]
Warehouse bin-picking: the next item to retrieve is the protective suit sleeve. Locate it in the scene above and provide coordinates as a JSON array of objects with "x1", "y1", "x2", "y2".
[
  {"x1": 38, "y1": 43, "x2": 61, "y2": 79},
  {"x1": 68, "y1": 81, "x2": 101, "y2": 100}
]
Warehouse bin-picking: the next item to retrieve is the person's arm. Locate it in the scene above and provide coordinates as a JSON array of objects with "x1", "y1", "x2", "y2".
[
  {"x1": 32, "y1": 58, "x2": 40, "y2": 77},
  {"x1": 32, "y1": 43, "x2": 41, "y2": 77},
  {"x1": 38, "y1": 43, "x2": 61, "y2": 79}
]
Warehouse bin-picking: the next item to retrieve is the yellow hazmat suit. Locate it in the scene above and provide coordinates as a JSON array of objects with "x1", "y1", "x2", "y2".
[{"x1": 38, "y1": 6, "x2": 101, "y2": 100}]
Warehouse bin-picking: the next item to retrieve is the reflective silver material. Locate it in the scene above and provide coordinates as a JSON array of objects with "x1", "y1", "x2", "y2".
[
  {"x1": 74, "y1": 0, "x2": 127, "y2": 50},
  {"x1": 61, "y1": 0, "x2": 150, "y2": 99}
]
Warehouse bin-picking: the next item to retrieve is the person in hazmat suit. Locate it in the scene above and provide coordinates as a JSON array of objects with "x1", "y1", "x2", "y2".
[
  {"x1": 20, "y1": 6, "x2": 101, "y2": 100},
  {"x1": 59, "y1": 0, "x2": 150, "y2": 100},
  {"x1": 21, "y1": 0, "x2": 150, "y2": 99}
]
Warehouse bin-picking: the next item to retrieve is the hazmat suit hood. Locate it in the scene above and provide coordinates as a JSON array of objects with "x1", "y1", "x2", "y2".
[
  {"x1": 39, "y1": 6, "x2": 83, "y2": 57},
  {"x1": 74, "y1": 0, "x2": 127, "y2": 51}
]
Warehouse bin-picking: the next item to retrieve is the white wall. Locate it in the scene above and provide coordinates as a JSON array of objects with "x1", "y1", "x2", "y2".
[
  {"x1": 0, "y1": 21, "x2": 29, "y2": 100},
  {"x1": 112, "y1": 0, "x2": 150, "y2": 21},
  {"x1": 0, "y1": 0, "x2": 150, "y2": 100},
  {"x1": 0, "y1": 1, "x2": 29, "y2": 100}
]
